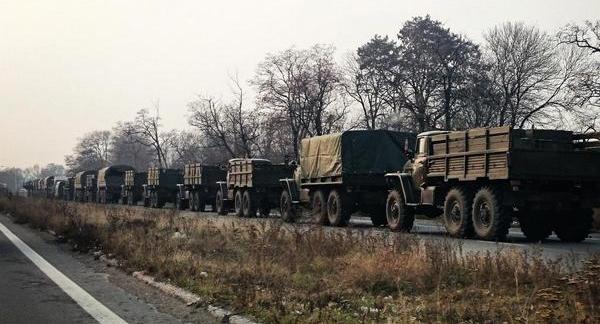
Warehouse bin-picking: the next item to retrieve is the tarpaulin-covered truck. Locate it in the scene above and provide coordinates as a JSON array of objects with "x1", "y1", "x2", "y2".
[
  {"x1": 176, "y1": 163, "x2": 226, "y2": 211},
  {"x1": 121, "y1": 171, "x2": 147, "y2": 206},
  {"x1": 143, "y1": 167, "x2": 183, "y2": 208},
  {"x1": 215, "y1": 158, "x2": 294, "y2": 217},
  {"x1": 279, "y1": 130, "x2": 416, "y2": 226},
  {"x1": 385, "y1": 126, "x2": 600, "y2": 242},
  {"x1": 74, "y1": 170, "x2": 96, "y2": 202},
  {"x1": 96, "y1": 165, "x2": 135, "y2": 204}
]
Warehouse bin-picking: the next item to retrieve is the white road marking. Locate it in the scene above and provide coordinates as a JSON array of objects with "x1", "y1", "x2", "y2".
[{"x1": 0, "y1": 222, "x2": 127, "y2": 324}]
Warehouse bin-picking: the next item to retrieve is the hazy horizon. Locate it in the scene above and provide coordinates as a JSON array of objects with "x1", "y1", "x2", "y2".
[{"x1": 2, "y1": 0, "x2": 599, "y2": 169}]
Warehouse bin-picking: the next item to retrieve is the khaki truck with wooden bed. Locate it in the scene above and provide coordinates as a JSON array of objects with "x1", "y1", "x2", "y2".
[
  {"x1": 96, "y1": 165, "x2": 135, "y2": 204},
  {"x1": 176, "y1": 163, "x2": 226, "y2": 211},
  {"x1": 385, "y1": 126, "x2": 600, "y2": 242},
  {"x1": 74, "y1": 170, "x2": 95, "y2": 202},
  {"x1": 279, "y1": 130, "x2": 416, "y2": 226},
  {"x1": 121, "y1": 171, "x2": 147, "y2": 206},
  {"x1": 215, "y1": 158, "x2": 293, "y2": 217},
  {"x1": 143, "y1": 167, "x2": 183, "y2": 208}
]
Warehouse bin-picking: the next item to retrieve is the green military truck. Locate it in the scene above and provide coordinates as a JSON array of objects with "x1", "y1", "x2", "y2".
[
  {"x1": 121, "y1": 170, "x2": 147, "y2": 206},
  {"x1": 279, "y1": 130, "x2": 416, "y2": 226},
  {"x1": 385, "y1": 126, "x2": 600, "y2": 242},
  {"x1": 143, "y1": 167, "x2": 183, "y2": 208},
  {"x1": 176, "y1": 163, "x2": 226, "y2": 211},
  {"x1": 216, "y1": 158, "x2": 293, "y2": 217},
  {"x1": 97, "y1": 165, "x2": 135, "y2": 204},
  {"x1": 74, "y1": 170, "x2": 95, "y2": 202}
]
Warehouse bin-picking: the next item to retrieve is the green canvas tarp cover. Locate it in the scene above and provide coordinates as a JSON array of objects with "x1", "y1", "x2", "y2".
[{"x1": 299, "y1": 130, "x2": 415, "y2": 180}]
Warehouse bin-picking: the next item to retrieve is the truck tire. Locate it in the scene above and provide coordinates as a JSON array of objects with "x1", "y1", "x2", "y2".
[
  {"x1": 554, "y1": 208, "x2": 592, "y2": 242},
  {"x1": 215, "y1": 189, "x2": 227, "y2": 215},
  {"x1": 175, "y1": 192, "x2": 185, "y2": 210},
  {"x1": 128, "y1": 192, "x2": 134, "y2": 206},
  {"x1": 327, "y1": 189, "x2": 350, "y2": 227},
  {"x1": 190, "y1": 192, "x2": 198, "y2": 211},
  {"x1": 280, "y1": 190, "x2": 296, "y2": 223},
  {"x1": 150, "y1": 192, "x2": 158, "y2": 208},
  {"x1": 156, "y1": 193, "x2": 165, "y2": 208},
  {"x1": 443, "y1": 187, "x2": 474, "y2": 238},
  {"x1": 312, "y1": 190, "x2": 329, "y2": 225},
  {"x1": 234, "y1": 190, "x2": 243, "y2": 217},
  {"x1": 242, "y1": 190, "x2": 257, "y2": 218},
  {"x1": 143, "y1": 197, "x2": 150, "y2": 208},
  {"x1": 518, "y1": 212, "x2": 552, "y2": 242},
  {"x1": 386, "y1": 190, "x2": 414, "y2": 232},
  {"x1": 471, "y1": 187, "x2": 511, "y2": 241}
]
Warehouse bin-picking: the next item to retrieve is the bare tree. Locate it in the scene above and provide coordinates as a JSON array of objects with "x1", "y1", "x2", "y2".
[
  {"x1": 485, "y1": 22, "x2": 589, "y2": 128},
  {"x1": 118, "y1": 105, "x2": 172, "y2": 168},
  {"x1": 65, "y1": 130, "x2": 112, "y2": 173},
  {"x1": 110, "y1": 127, "x2": 154, "y2": 171},
  {"x1": 252, "y1": 44, "x2": 346, "y2": 159},
  {"x1": 188, "y1": 76, "x2": 260, "y2": 159}
]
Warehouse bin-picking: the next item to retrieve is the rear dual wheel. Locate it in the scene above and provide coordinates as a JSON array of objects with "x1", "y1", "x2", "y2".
[
  {"x1": 443, "y1": 187, "x2": 474, "y2": 238},
  {"x1": 215, "y1": 189, "x2": 227, "y2": 215},
  {"x1": 554, "y1": 209, "x2": 592, "y2": 242},
  {"x1": 326, "y1": 189, "x2": 350, "y2": 226}
]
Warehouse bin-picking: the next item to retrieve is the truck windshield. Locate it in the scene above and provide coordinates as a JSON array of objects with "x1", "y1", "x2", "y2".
[{"x1": 417, "y1": 137, "x2": 427, "y2": 155}]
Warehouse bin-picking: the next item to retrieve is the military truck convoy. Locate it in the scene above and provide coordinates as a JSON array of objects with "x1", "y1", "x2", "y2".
[{"x1": 21, "y1": 126, "x2": 600, "y2": 242}]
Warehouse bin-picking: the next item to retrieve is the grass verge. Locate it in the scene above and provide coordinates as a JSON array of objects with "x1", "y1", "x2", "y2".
[{"x1": 1, "y1": 196, "x2": 599, "y2": 323}]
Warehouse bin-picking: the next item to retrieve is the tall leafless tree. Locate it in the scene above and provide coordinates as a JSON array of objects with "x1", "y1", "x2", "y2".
[
  {"x1": 118, "y1": 105, "x2": 172, "y2": 168},
  {"x1": 485, "y1": 22, "x2": 590, "y2": 128},
  {"x1": 252, "y1": 44, "x2": 346, "y2": 159}
]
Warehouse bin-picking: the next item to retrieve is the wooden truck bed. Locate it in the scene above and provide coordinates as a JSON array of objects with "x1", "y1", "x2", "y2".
[
  {"x1": 184, "y1": 163, "x2": 226, "y2": 186},
  {"x1": 227, "y1": 159, "x2": 291, "y2": 189},
  {"x1": 426, "y1": 127, "x2": 600, "y2": 182}
]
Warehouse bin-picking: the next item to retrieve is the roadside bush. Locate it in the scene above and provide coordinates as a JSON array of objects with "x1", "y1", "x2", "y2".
[{"x1": 1, "y1": 198, "x2": 599, "y2": 323}]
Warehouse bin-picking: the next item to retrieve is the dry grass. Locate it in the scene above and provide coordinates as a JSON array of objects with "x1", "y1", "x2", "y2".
[{"x1": 1, "y1": 196, "x2": 599, "y2": 323}]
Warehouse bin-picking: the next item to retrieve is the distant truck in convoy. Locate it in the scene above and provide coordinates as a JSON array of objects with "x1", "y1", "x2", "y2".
[
  {"x1": 96, "y1": 165, "x2": 135, "y2": 204},
  {"x1": 63, "y1": 176, "x2": 75, "y2": 201},
  {"x1": 216, "y1": 158, "x2": 293, "y2": 217},
  {"x1": 85, "y1": 173, "x2": 98, "y2": 203},
  {"x1": 41, "y1": 176, "x2": 55, "y2": 198},
  {"x1": 279, "y1": 130, "x2": 416, "y2": 226},
  {"x1": 385, "y1": 126, "x2": 600, "y2": 242},
  {"x1": 143, "y1": 167, "x2": 182, "y2": 208},
  {"x1": 121, "y1": 171, "x2": 147, "y2": 206},
  {"x1": 52, "y1": 176, "x2": 68, "y2": 199},
  {"x1": 74, "y1": 170, "x2": 95, "y2": 202},
  {"x1": 176, "y1": 163, "x2": 226, "y2": 211}
]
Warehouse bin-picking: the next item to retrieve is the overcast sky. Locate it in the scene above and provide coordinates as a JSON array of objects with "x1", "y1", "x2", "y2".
[{"x1": 1, "y1": 0, "x2": 599, "y2": 168}]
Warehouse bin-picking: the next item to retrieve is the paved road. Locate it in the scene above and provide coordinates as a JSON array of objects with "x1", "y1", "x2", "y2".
[{"x1": 0, "y1": 213, "x2": 217, "y2": 324}]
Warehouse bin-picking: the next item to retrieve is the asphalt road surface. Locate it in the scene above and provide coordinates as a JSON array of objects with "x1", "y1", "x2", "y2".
[{"x1": 0, "y1": 213, "x2": 217, "y2": 324}]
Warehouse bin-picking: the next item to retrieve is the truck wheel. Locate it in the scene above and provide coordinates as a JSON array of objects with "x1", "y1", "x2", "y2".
[
  {"x1": 312, "y1": 190, "x2": 329, "y2": 225},
  {"x1": 471, "y1": 187, "x2": 511, "y2": 241},
  {"x1": 175, "y1": 192, "x2": 185, "y2": 210},
  {"x1": 519, "y1": 212, "x2": 552, "y2": 242},
  {"x1": 280, "y1": 190, "x2": 296, "y2": 222},
  {"x1": 327, "y1": 190, "x2": 350, "y2": 227},
  {"x1": 143, "y1": 197, "x2": 150, "y2": 208},
  {"x1": 215, "y1": 190, "x2": 227, "y2": 215},
  {"x1": 128, "y1": 192, "x2": 134, "y2": 206},
  {"x1": 554, "y1": 209, "x2": 592, "y2": 242},
  {"x1": 150, "y1": 192, "x2": 157, "y2": 208},
  {"x1": 190, "y1": 192, "x2": 198, "y2": 211},
  {"x1": 234, "y1": 190, "x2": 244, "y2": 217},
  {"x1": 443, "y1": 187, "x2": 474, "y2": 238},
  {"x1": 242, "y1": 190, "x2": 257, "y2": 218},
  {"x1": 386, "y1": 190, "x2": 414, "y2": 232}
]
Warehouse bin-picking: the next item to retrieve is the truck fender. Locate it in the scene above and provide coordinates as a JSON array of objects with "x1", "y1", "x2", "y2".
[
  {"x1": 385, "y1": 172, "x2": 418, "y2": 205},
  {"x1": 279, "y1": 178, "x2": 300, "y2": 204}
]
